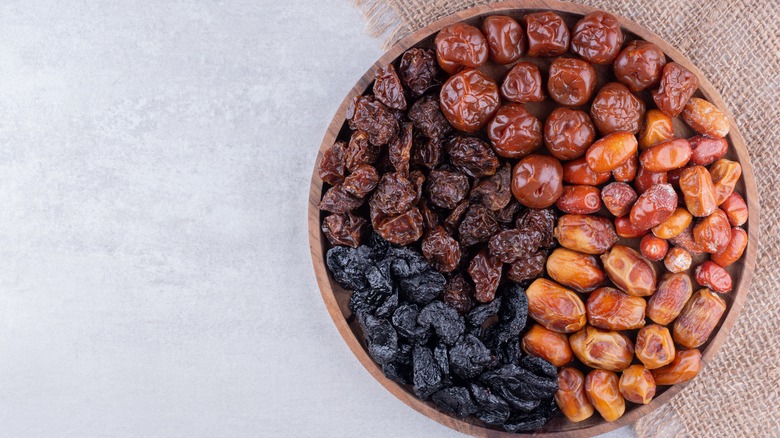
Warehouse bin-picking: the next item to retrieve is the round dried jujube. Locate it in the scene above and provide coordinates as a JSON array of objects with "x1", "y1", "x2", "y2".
[
  {"x1": 481, "y1": 15, "x2": 525, "y2": 64},
  {"x1": 523, "y1": 11, "x2": 570, "y2": 57},
  {"x1": 590, "y1": 82, "x2": 645, "y2": 135},
  {"x1": 544, "y1": 108, "x2": 596, "y2": 160},
  {"x1": 613, "y1": 40, "x2": 667, "y2": 93},
  {"x1": 548, "y1": 57, "x2": 598, "y2": 106},
  {"x1": 501, "y1": 62, "x2": 545, "y2": 103},
  {"x1": 435, "y1": 22, "x2": 489, "y2": 75},
  {"x1": 487, "y1": 104, "x2": 543, "y2": 159},
  {"x1": 440, "y1": 68, "x2": 501, "y2": 133},
  {"x1": 571, "y1": 11, "x2": 624, "y2": 64},
  {"x1": 511, "y1": 154, "x2": 564, "y2": 208}
]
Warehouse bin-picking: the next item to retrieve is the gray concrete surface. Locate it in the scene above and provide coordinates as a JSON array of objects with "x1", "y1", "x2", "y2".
[{"x1": 0, "y1": 1, "x2": 633, "y2": 436}]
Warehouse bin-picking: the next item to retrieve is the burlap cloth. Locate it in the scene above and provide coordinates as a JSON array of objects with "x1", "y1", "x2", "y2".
[{"x1": 352, "y1": 0, "x2": 780, "y2": 435}]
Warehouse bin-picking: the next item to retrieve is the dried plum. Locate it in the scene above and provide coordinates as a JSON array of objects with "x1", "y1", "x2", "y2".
[
  {"x1": 469, "y1": 384, "x2": 511, "y2": 425},
  {"x1": 413, "y1": 345, "x2": 444, "y2": 399},
  {"x1": 389, "y1": 122, "x2": 413, "y2": 175},
  {"x1": 412, "y1": 135, "x2": 443, "y2": 169},
  {"x1": 320, "y1": 185, "x2": 363, "y2": 214},
  {"x1": 467, "y1": 297, "x2": 502, "y2": 327},
  {"x1": 392, "y1": 304, "x2": 430, "y2": 344},
  {"x1": 431, "y1": 386, "x2": 478, "y2": 418},
  {"x1": 375, "y1": 290, "x2": 399, "y2": 318},
  {"x1": 449, "y1": 334, "x2": 492, "y2": 378},
  {"x1": 468, "y1": 249, "x2": 503, "y2": 303},
  {"x1": 399, "y1": 270, "x2": 446, "y2": 305},
  {"x1": 434, "y1": 343, "x2": 451, "y2": 380},
  {"x1": 358, "y1": 313, "x2": 398, "y2": 365},
  {"x1": 521, "y1": 355, "x2": 558, "y2": 380},
  {"x1": 480, "y1": 365, "x2": 543, "y2": 412},
  {"x1": 319, "y1": 141, "x2": 347, "y2": 186},
  {"x1": 485, "y1": 284, "x2": 528, "y2": 348},
  {"x1": 364, "y1": 264, "x2": 393, "y2": 295},
  {"x1": 349, "y1": 288, "x2": 387, "y2": 315},
  {"x1": 326, "y1": 246, "x2": 369, "y2": 290},
  {"x1": 370, "y1": 172, "x2": 417, "y2": 215},
  {"x1": 387, "y1": 246, "x2": 429, "y2": 278},
  {"x1": 345, "y1": 130, "x2": 381, "y2": 171},
  {"x1": 418, "y1": 301, "x2": 465, "y2": 345},
  {"x1": 383, "y1": 362, "x2": 411, "y2": 385}
]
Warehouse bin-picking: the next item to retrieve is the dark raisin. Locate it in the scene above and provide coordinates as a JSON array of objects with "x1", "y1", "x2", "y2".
[
  {"x1": 469, "y1": 163, "x2": 512, "y2": 211},
  {"x1": 434, "y1": 343, "x2": 451, "y2": 380},
  {"x1": 398, "y1": 48, "x2": 440, "y2": 96},
  {"x1": 412, "y1": 345, "x2": 444, "y2": 399},
  {"x1": 326, "y1": 246, "x2": 369, "y2": 290},
  {"x1": 321, "y1": 212, "x2": 367, "y2": 248},
  {"x1": 417, "y1": 301, "x2": 466, "y2": 345},
  {"x1": 426, "y1": 168, "x2": 470, "y2": 209},
  {"x1": 400, "y1": 270, "x2": 446, "y2": 305},
  {"x1": 387, "y1": 246, "x2": 429, "y2": 278},
  {"x1": 469, "y1": 383, "x2": 511, "y2": 425},
  {"x1": 506, "y1": 251, "x2": 547, "y2": 283},
  {"x1": 494, "y1": 199, "x2": 521, "y2": 224},
  {"x1": 319, "y1": 141, "x2": 346, "y2": 185},
  {"x1": 408, "y1": 95, "x2": 452, "y2": 140},
  {"x1": 421, "y1": 226, "x2": 462, "y2": 273},
  {"x1": 392, "y1": 304, "x2": 431, "y2": 344},
  {"x1": 447, "y1": 136, "x2": 500, "y2": 178},
  {"x1": 480, "y1": 364, "x2": 543, "y2": 411},
  {"x1": 442, "y1": 274, "x2": 475, "y2": 314},
  {"x1": 515, "y1": 207, "x2": 556, "y2": 248},
  {"x1": 373, "y1": 64, "x2": 407, "y2": 110},
  {"x1": 347, "y1": 95, "x2": 399, "y2": 146},
  {"x1": 418, "y1": 199, "x2": 440, "y2": 231},
  {"x1": 484, "y1": 284, "x2": 528, "y2": 347},
  {"x1": 459, "y1": 204, "x2": 499, "y2": 247},
  {"x1": 467, "y1": 297, "x2": 502, "y2": 327},
  {"x1": 388, "y1": 122, "x2": 413, "y2": 176},
  {"x1": 357, "y1": 312, "x2": 398, "y2": 365},
  {"x1": 467, "y1": 249, "x2": 502, "y2": 303},
  {"x1": 449, "y1": 334, "x2": 492, "y2": 378},
  {"x1": 372, "y1": 208, "x2": 424, "y2": 245},
  {"x1": 345, "y1": 130, "x2": 381, "y2": 171},
  {"x1": 342, "y1": 164, "x2": 379, "y2": 198}
]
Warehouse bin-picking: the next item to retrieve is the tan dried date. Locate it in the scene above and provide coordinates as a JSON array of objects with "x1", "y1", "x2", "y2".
[
  {"x1": 640, "y1": 234, "x2": 668, "y2": 261},
  {"x1": 652, "y1": 348, "x2": 702, "y2": 385},
  {"x1": 673, "y1": 288, "x2": 727, "y2": 348},
  {"x1": 679, "y1": 165, "x2": 717, "y2": 217},
  {"x1": 601, "y1": 245, "x2": 657, "y2": 297},
  {"x1": 633, "y1": 166, "x2": 667, "y2": 195},
  {"x1": 522, "y1": 324, "x2": 573, "y2": 367},
  {"x1": 669, "y1": 223, "x2": 706, "y2": 255},
  {"x1": 602, "y1": 182, "x2": 637, "y2": 217},
  {"x1": 694, "y1": 261, "x2": 733, "y2": 293},
  {"x1": 556, "y1": 185, "x2": 602, "y2": 214},
  {"x1": 664, "y1": 247, "x2": 692, "y2": 273},
  {"x1": 635, "y1": 324, "x2": 676, "y2": 369},
  {"x1": 547, "y1": 248, "x2": 605, "y2": 292},
  {"x1": 586, "y1": 287, "x2": 646, "y2": 330},
  {"x1": 554, "y1": 214, "x2": 619, "y2": 254},
  {"x1": 639, "y1": 138, "x2": 692, "y2": 172},
  {"x1": 682, "y1": 97, "x2": 729, "y2": 138},
  {"x1": 720, "y1": 192, "x2": 749, "y2": 226},
  {"x1": 556, "y1": 367, "x2": 595, "y2": 422},
  {"x1": 630, "y1": 183, "x2": 677, "y2": 230},
  {"x1": 612, "y1": 153, "x2": 638, "y2": 182},
  {"x1": 585, "y1": 369, "x2": 625, "y2": 422},
  {"x1": 526, "y1": 278, "x2": 587, "y2": 333},
  {"x1": 571, "y1": 325, "x2": 634, "y2": 372},
  {"x1": 693, "y1": 208, "x2": 731, "y2": 253},
  {"x1": 709, "y1": 159, "x2": 742, "y2": 205},
  {"x1": 563, "y1": 157, "x2": 611, "y2": 185},
  {"x1": 652, "y1": 207, "x2": 693, "y2": 239},
  {"x1": 689, "y1": 135, "x2": 728, "y2": 166},
  {"x1": 712, "y1": 226, "x2": 748, "y2": 267},
  {"x1": 615, "y1": 216, "x2": 649, "y2": 239},
  {"x1": 586, "y1": 131, "x2": 638, "y2": 172},
  {"x1": 647, "y1": 272, "x2": 694, "y2": 325},
  {"x1": 619, "y1": 365, "x2": 656, "y2": 405},
  {"x1": 638, "y1": 109, "x2": 674, "y2": 150}
]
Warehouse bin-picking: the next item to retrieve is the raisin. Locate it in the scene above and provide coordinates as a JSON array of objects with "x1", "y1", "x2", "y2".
[
  {"x1": 432, "y1": 386, "x2": 479, "y2": 418},
  {"x1": 373, "y1": 208, "x2": 424, "y2": 245},
  {"x1": 345, "y1": 130, "x2": 380, "y2": 171},
  {"x1": 347, "y1": 95, "x2": 399, "y2": 146},
  {"x1": 444, "y1": 200, "x2": 471, "y2": 234},
  {"x1": 489, "y1": 229, "x2": 543, "y2": 263},
  {"x1": 515, "y1": 208, "x2": 556, "y2": 248},
  {"x1": 426, "y1": 168, "x2": 470, "y2": 209},
  {"x1": 319, "y1": 141, "x2": 346, "y2": 185},
  {"x1": 388, "y1": 122, "x2": 413, "y2": 175},
  {"x1": 447, "y1": 136, "x2": 500, "y2": 178},
  {"x1": 422, "y1": 226, "x2": 462, "y2": 273},
  {"x1": 418, "y1": 198, "x2": 440, "y2": 231},
  {"x1": 467, "y1": 296, "x2": 502, "y2": 327},
  {"x1": 412, "y1": 345, "x2": 444, "y2": 399},
  {"x1": 443, "y1": 274, "x2": 476, "y2": 314},
  {"x1": 342, "y1": 164, "x2": 379, "y2": 198},
  {"x1": 449, "y1": 334, "x2": 492, "y2": 378},
  {"x1": 399, "y1": 48, "x2": 440, "y2": 96},
  {"x1": 399, "y1": 269, "x2": 446, "y2": 305},
  {"x1": 373, "y1": 64, "x2": 407, "y2": 110},
  {"x1": 469, "y1": 163, "x2": 512, "y2": 211},
  {"x1": 484, "y1": 284, "x2": 529, "y2": 347},
  {"x1": 320, "y1": 184, "x2": 363, "y2": 213},
  {"x1": 468, "y1": 249, "x2": 503, "y2": 303},
  {"x1": 370, "y1": 172, "x2": 416, "y2": 215},
  {"x1": 495, "y1": 199, "x2": 521, "y2": 224},
  {"x1": 459, "y1": 204, "x2": 500, "y2": 247},
  {"x1": 506, "y1": 251, "x2": 548, "y2": 283},
  {"x1": 321, "y1": 212, "x2": 367, "y2": 248},
  {"x1": 418, "y1": 301, "x2": 466, "y2": 345},
  {"x1": 412, "y1": 134, "x2": 443, "y2": 169}
]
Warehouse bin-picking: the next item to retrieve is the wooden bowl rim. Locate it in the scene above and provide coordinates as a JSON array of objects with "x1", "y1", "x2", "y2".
[{"x1": 308, "y1": 1, "x2": 760, "y2": 436}]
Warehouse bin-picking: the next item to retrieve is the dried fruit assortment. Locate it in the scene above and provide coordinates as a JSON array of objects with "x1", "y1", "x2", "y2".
[{"x1": 319, "y1": 9, "x2": 748, "y2": 431}]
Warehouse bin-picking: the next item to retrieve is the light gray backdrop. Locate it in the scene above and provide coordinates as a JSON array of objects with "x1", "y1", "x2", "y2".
[{"x1": 0, "y1": 1, "x2": 630, "y2": 436}]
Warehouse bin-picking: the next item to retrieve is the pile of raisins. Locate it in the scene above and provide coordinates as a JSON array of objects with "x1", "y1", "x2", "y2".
[{"x1": 319, "y1": 8, "x2": 748, "y2": 430}]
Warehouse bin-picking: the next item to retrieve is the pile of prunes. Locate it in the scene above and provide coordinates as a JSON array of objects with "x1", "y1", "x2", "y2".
[{"x1": 326, "y1": 234, "x2": 558, "y2": 432}]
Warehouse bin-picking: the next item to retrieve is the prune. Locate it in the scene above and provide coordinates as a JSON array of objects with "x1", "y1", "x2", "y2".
[
  {"x1": 392, "y1": 304, "x2": 430, "y2": 343},
  {"x1": 613, "y1": 40, "x2": 666, "y2": 92},
  {"x1": 320, "y1": 184, "x2": 363, "y2": 214},
  {"x1": 370, "y1": 172, "x2": 416, "y2": 215},
  {"x1": 556, "y1": 185, "x2": 601, "y2": 214},
  {"x1": 489, "y1": 229, "x2": 542, "y2": 263},
  {"x1": 638, "y1": 109, "x2": 675, "y2": 150},
  {"x1": 553, "y1": 214, "x2": 618, "y2": 255},
  {"x1": 467, "y1": 296, "x2": 502, "y2": 327},
  {"x1": 712, "y1": 226, "x2": 748, "y2": 267},
  {"x1": 482, "y1": 15, "x2": 524, "y2": 64},
  {"x1": 516, "y1": 208, "x2": 556, "y2": 248},
  {"x1": 555, "y1": 368, "x2": 594, "y2": 422},
  {"x1": 358, "y1": 313, "x2": 398, "y2": 365},
  {"x1": 590, "y1": 82, "x2": 645, "y2": 135},
  {"x1": 640, "y1": 138, "x2": 692, "y2": 172},
  {"x1": 399, "y1": 269, "x2": 446, "y2": 305},
  {"x1": 601, "y1": 182, "x2": 637, "y2": 217},
  {"x1": 322, "y1": 212, "x2": 367, "y2": 248},
  {"x1": 522, "y1": 324, "x2": 573, "y2": 367},
  {"x1": 374, "y1": 64, "x2": 407, "y2": 110},
  {"x1": 544, "y1": 108, "x2": 596, "y2": 161},
  {"x1": 447, "y1": 136, "x2": 500, "y2": 178},
  {"x1": 383, "y1": 361, "x2": 412, "y2": 385},
  {"x1": 634, "y1": 166, "x2": 667, "y2": 194},
  {"x1": 612, "y1": 153, "x2": 638, "y2": 182},
  {"x1": 652, "y1": 348, "x2": 702, "y2": 385},
  {"x1": 571, "y1": 11, "x2": 623, "y2": 64},
  {"x1": 468, "y1": 249, "x2": 502, "y2": 303},
  {"x1": 422, "y1": 226, "x2": 461, "y2": 273},
  {"x1": 432, "y1": 386, "x2": 478, "y2": 418},
  {"x1": 526, "y1": 278, "x2": 586, "y2": 333},
  {"x1": 413, "y1": 345, "x2": 444, "y2": 399},
  {"x1": 440, "y1": 69, "x2": 500, "y2": 133},
  {"x1": 601, "y1": 245, "x2": 657, "y2": 297},
  {"x1": 673, "y1": 288, "x2": 726, "y2": 348},
  {"x1": 444, "y1": 200, "x2": 470, "y2": 233},
  {"x1": 506, "y1": 251, "x2": 547, "y2": 283},
  {"x1": 373, "y1": 208, "x2": 424, "y2": 245},
  {"x1": 319, "y1": 141, "x2": 346, "y2": 185},
  {"x1": 425, "y1": 169, "x2": 469, "y2": 210},
  {"x1": 485, "y1": 284, "x2": 529, "y2": 346},
  {"x1": 435, "y1": 23, "x2": 489, "y2": 74},
  {"x1": 347, "y1": 95, "x2": 399, "y2": 146},
  {"x1": 689, "y1": 135, "x2": 728, "y2": 166},
  {"x1": 570, "y1": 326, "x2": 634, "y2": 372},
  {"x1": 469, "y1": 163, "x2": 512, "y2": 211},
  {"x1": 585, "y1": 131, "x2": 638, "y2": 172},
  {"x1": 375, "y1": 290, "x2": 399, "y2": 318},
  {"x1": 480, "y1": 364, "x2": 554, "y2": 411},
  {"x1": 503, "y1": 400, "x2": 556, "y2": 432},
  {"x1": 449, "y1": 334, "x2": 492, "y2": 378},
  {"x1": 630, "y1": 183, "x2": 677, "y2": 230},
  {"x1": 523, "y1": 11, "x2": 570, "y2": 57},
  {"x1": 487, "y1": 104, "x2": 543, "y2": 159},
  {"x1": 546, "y1": 248, "x2": 604, "y2": 293},
  {"x1": 635, "y1": 324, "x2": 676, "y2": 369},
  {"x1": 682, "y1": 97, "x2": 729, "y2": 138},
  {"x1": 501, "y1": 62, "x2": 545, "y2": 103},
  {"x1": 652, "y1": 62, "x2": 699, "y2": 118},
  {"x1": 710, "y1": 159, "x2": 742, "y2": 205},
  {"x1": 694, "y1": 260, "x2": 733, "y2": 293},
  {"x1": 511, "y1": 154, "x2": 564, "y2": 208},
  {"x1": 619, "y1": 365, "x2": 656, "y2": 405},
  {"x1": 387, "y1": 246, "x2": 427, "y2": 278},
  {"x1": 647, "y1": 272, "x2": 693, "y2": 325},
  {"x1": 563, "y1": 157, "x2": 611, "y2": 185},
  {"x1": 345, "y1": 130, "x2": 380, "y2": 171},
  {"x1": 408, "y1": 95, "x2": 451, "y2": 140},
  {"x1": 399, "y1": 48, "x2": 440, "y2": 96},
  {"x1": 418, "y1": 301, "x2": 465, "y2": 345},
  {"x1": 547, "y1": 57, "x2": 597, "y2": 106},
  {"x1": 434, "y1": 343, "x2": 450, "y2": 379},
  {"x1": 640, "y1": 234, "x2": 668, "y2": 261},
  {"x1": 350, "y1": 287, "x2": 389, "y2": 315},
  {"x1": 342, "y1": 164, "x2": 379, "y2": 198},
  {"x1": 388, "y1": 122, "x2": 413, "y2": 175},
  {"x1": 326, "y1": 247, "x2": 369, "y2": 290},
  {"x1": 521, "y1": 355, "x2": 558, "y2": 381},
  {"x1": 459, "y1": 204, "x2": 500, "y2": 247},
  {"x1": 469, "y1": 383, "x2": 511, "y2": 425}
]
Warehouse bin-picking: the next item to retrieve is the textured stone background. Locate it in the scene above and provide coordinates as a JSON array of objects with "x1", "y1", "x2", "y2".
[{"x1": 0, "y1": 1, "x2": 632, "y2": 436}]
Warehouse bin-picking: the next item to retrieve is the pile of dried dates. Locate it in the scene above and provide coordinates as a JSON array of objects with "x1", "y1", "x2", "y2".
[{"x1": 319, "y1": 9, "x2": 749, "y2": 430}]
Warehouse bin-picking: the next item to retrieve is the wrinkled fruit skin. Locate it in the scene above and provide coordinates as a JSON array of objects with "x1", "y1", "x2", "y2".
[
  {"x1": 652, "y1": 62, "x2": 699, "y2": 118},
  {"x1": 613, "y1": 40, "x2": 666, "y2": 92},
  {"x1": 348, "y1": 96, "x2": 399, "y2": 146},
  {"x1": 447, "y1": 135, "x2": 500, "y2": 178},
  {"x1": 680, "y1": 165, "x2": 717, "y2": 217},
  {"x1": 554, "y1": 214, "x2": 618, "y2": 255},
  {"x1": 546, "y1": 248, "x2": 605, "y2": 293},
  {"x1": 548, "y1": 57, "x2": 597, "y2": 106},
  {"x1": 522, "y1": 324, "x2": 573, "y2": 367},
  {"x1": 435, "y1": 23, "x2": 489, "y2": 74},
  {"x1": 374, "y1": 64, "x2": 407, "y2": 110},
  {"x1": 664, "y1": 247, "x2": 692, "y2": 273},
  {"x1": 710, "y1": 159, "x2": 742, "y2": 206},
  {"x1": 586, "y1": 287, "x2": 646, "y2": 330},
  {"x1": 585, "y1": 370, "x2": 626, "y2": 422},
  {"x1": 501, "y1": 62, "x2": 545, "y2": 103},
  {"x1": 673, "y1": 288, "x2": 727, "y2": 348},
  {"x1": 629, "y1": 183, "x2": 677, "y2": 230},
  {"x1": 601, "y1": 182, "x2": 637, "y2": 217},
  {"x1": 319, "y1": 141, "x2": 347, "y2": 185},
  {"x1": 647, "y1": 273, "x2": 694, "y2": 325},
  {"x1": 511, "y1": 154, "x2": 564, "y2": 208},
  {"x1": 571, "y1": 11, "x2": 623, "y2": 64},
  {"x1": 555, "y1": 367, "x2": 594, "y2": 422},
  {"x1": 590, "y1": 82, "x2": 645, "y2": 135},
  {"x1": 682, "y1": 97, "x2": 729, "y2": 138},
  {"x1": 482, "y1": 15, "x2": 524, "y2": 64},
  {"x1": 601, "y1": 245, "x2": 657, "y2": 297},
  {"x1": 487, "y1": 104, "x2": 542, "y2": 159},
  {"x1": 638, "y1": 109, "x2": 674, "y2": 150},
  {"x1": 468, "y1": 249, "x2": 503, "y2": 303},
  {"x1": 440, "y1": 69, "x2": 500, "y2": 133},
  {"x1": 526, "y1": 278, "x2": 586, "y2": 333},
  {"x1": 544, "y1": 108, "x2": 595, "y2": 160},
  {"x1": 635, "y1": 324, "x2": 676, "y2": 369},
  {"x1": 322, "y1": 212, "x2": 368, "y2": 248},
  {"x1": 695, "y1": 260, "x2": 733, "y2": 293},
  {"x1": 523, "y1": 11, "x2": 570, "y2": 57},
  {"x1": 399, "y1": 48, "x2": 440, "y2": 96},
  {"x1": 693, "y1": 208, "x2": 731, "y2": 253},
  {"x1": 619, "y1": 365, "x2": 656, "y2": 405},
  {"x1": 652, "y1": 348, "x2": 702, "y2": 385},
  {"x1": 421, "y1": 226, "x2": 461, "y2": 273}
]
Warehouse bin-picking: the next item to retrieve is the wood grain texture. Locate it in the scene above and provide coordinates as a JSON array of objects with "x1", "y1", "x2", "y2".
[{"x1": 308, "y1": 1, "x2": 760, "y2": 436}]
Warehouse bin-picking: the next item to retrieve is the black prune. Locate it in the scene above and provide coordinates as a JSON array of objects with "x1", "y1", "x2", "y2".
[
  {"x1": 383, "y1": 362, "x2": 411, "y2": 385},
  {"x1": 459, "y1": 204, "x2": 500, "y2": 247},
  {"x1": 392, "y1": 304, "x2": 430, "y2": 344},
  {"x1": 503, "y1": 398, "x2": 557, "y2": 432},
  {"x1": 520, "y1": 355, "x2": 557, "y2": 380},
  {"x1": 399, "y1": 270, "x2": 446, "y2": 305},
  {"x1": 387, "y1": 246, "x2": 429, "y2": 278},
  {"x1": 434, "y1": 343, "x2": 451, "y2": 380},
  {"x1": 364, "y1": 264, "x2": 393, "y2": 295},
  {"x1": 408, "y1": 95, "x2": 452, "y2": 140},
  {"x1": 469, "y1": 383, "x2": 511, "y2": 425},
  {"x1": 417, "y1": 301, "x2": 465, "y2": 345},
  {"x1": 347, "y1": 95, "x2": 399, "y2": 146},
  {"x1": 358, "y1": 313, "x2": 398, "y2": 365},
  {"x1": 326, "y1": 246, "x2": 369, "y2": 290},
  {"x1": 467, "y1": 297, "x2": 502, "y2": 327},
  {"x1": 375, "y1": 290, "x2": 399, "y2": 318},
  {"x1": 431, "y1": 386, "x2": 478, "y2": 418},
  {"x1": 368, "y1": 233, "x2": 390, "y2": 257},
  {"x1": 449, "y1": 334, "x2": 492, "y2": 378},
  {"x1": 480, "y1": 365, "x2": 542, "y2": 412},
  {"x1": 349, "y1": 288, "x2": 387, "y2": 315},
  {"x1": 413, "y1": 345, "x2": 444, "y2": 399},
  {"x1": 484, "y1": 284, "x2": 529, "y2": 348},
  {"x1": 495, "y1": 339, "x2": 523, "y2": 366}
]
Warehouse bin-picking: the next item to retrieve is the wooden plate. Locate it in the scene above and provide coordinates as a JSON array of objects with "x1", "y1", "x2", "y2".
[{"x1": 308, "y1": 1, "x2": 759, "y2": 436}]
